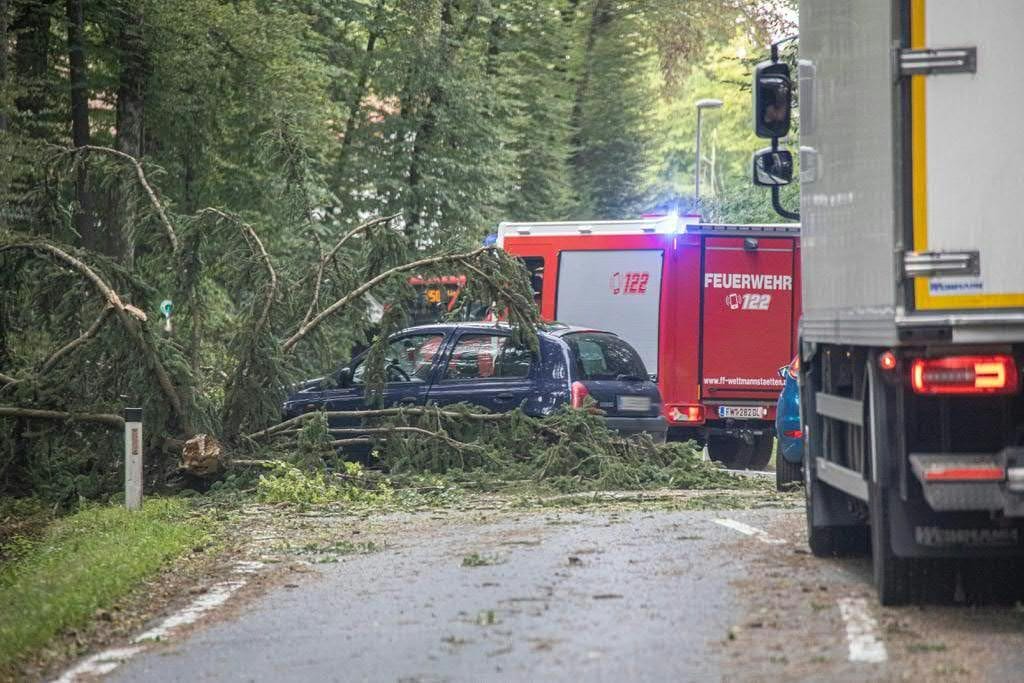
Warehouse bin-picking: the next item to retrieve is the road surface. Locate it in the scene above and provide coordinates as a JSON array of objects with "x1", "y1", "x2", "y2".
[{"x1": 62, "y1": 504, "x2": 1024, "y2": 682}]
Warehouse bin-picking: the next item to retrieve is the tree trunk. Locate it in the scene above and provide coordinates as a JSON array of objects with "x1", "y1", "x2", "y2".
[
  {"x1": 66, "y1": 0, "x2": 98, "y2": 249},
  {"x1": 336, "y1": 0, "x2": 386, "y2": 181},
  {"x1": 12, "y1": 0, "x2": 53, "y2": 137},
  {"x1": 108, "y1": 5, "x2": 148, "y2": 266},
  {"x1": 568, "y1": 0, "x2": 612, "y2": 172},
  {"x1": 0, "y1": 0, "x2": 10, "y2": 133},
  {"x1": 404, "y1": 0, "x2": 458, "y2": 241}
]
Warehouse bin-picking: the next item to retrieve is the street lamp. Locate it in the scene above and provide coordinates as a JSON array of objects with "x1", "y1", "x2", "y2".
[{"x1": 695, "y1": 98, "x2": 724, "y2": 204}]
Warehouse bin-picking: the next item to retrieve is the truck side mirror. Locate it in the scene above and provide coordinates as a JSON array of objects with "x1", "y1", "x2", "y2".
[
  {"x1": 336, "y1": 367, "x2": 352, "y2": 388},
  {"x1": 754, "y1": 61, "x2": 792, "y2": 138},
  {"x1": 752, "y1": 148, "x2": 794, "y2": 186}
]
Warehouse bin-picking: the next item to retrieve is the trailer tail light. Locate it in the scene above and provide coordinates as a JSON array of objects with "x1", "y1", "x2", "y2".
[
  {"x1": 910, "y1": 355, "x2": 1019, "y2": 395},
  {"x1": 570, "y1": 381, "x2": 590, "y2": 409},
  {"x1": 879, "y1": 350, "x2": 897, "y2": 371},
  {"x1": 787, "y1": 356, "x2": 800, "y2": 380},
  {"x1": 922, "y1": 466, "x2": 1004, "y2": 482},
  {"x1": 668, "y1": 405, "x2": 705, "y2": 423}
]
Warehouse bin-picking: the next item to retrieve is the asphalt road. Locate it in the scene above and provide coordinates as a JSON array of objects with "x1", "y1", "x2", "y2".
[{"x1": 97, "y1": 505, "x2": 1024, "y2": 682}]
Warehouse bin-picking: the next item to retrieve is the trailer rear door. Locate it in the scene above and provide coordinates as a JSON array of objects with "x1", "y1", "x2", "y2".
[
  {"x1": 909, "y1": 0, "x2": 1024, "y2": 311},
  {"x1": 555, "y1": 250, "x2": 663, "y2": 376},
  {"x1": 700, "y1": 237, "x2": 796, "y2": 403}
]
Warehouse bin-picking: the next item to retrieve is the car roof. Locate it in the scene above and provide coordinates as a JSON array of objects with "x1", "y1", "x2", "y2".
[{"x1": 396, "y1": 321, "x2": 608, "y2": 339}]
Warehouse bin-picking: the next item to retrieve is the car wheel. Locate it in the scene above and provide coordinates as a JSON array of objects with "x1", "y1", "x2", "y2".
[{"x1": 776, "y1": 451, "x2": 802, "y2": 490}]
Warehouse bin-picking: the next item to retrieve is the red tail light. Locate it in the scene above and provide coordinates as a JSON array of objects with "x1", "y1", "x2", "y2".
[
  {"x1": 910, "y1": 355, "x2": 1019, "y2": 395},
  {"x1": 783, "y1": 429, "x2": 802, "y2": 439},
  {"x1": 787, "y1": 356, "x2": 800, "y2": 380},
  {"x1": 668, "y1": 405, "x2": 705, "y2": 423},
  {"x1": 571, "y1": 381, "x2": 590, "y2": 408}
]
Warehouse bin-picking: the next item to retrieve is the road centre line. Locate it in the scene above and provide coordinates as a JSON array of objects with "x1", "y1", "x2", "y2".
[
  {"x1": 837, "y1": 597, "x2": 888, "y2": 664},
  {"x1": 52, "y1": 561, "x2": 264, "y2": 683},
  {"x1": 713, "y1": 517, "x2": 786, "y2": 544}
]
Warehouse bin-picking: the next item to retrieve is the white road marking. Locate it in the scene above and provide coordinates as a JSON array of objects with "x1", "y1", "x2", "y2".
[
  {"x1": 713, "y1": 517, "x2": 787, "y2": 544},
  {"x1": 53, "y1": 646, "x2": 145, "y2": 683},
  {"x1": 837, "y1": 597, "x2": 888, "y2": 664},
  {"x1": 52, "y1": 561, "x2": 262, "y2": 682},
  {"x1": 133, "y1": 579, "x2": 246, "y2": 642}
]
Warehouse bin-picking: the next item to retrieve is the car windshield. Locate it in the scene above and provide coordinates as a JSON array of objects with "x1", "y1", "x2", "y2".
[{"x1": 565, "y1": 332, "x2": 648, "y2": 381}]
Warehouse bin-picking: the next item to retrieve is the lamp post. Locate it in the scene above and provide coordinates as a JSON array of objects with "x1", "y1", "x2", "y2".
[{"x1": 694, "y1": 98, "x2": 724, "y2": 203}]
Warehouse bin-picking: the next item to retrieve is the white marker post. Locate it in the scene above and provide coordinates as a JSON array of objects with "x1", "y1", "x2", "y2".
[{"x1": 124, "y1": 407, "x2": 143, "y2": 510}]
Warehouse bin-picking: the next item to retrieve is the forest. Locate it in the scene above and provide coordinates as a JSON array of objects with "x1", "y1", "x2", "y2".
[{"x1": 0, "y1": 0, "x2": 795, "y2": 502}]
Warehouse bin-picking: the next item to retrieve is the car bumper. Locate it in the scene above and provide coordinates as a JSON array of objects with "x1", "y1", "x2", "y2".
[{"x1": 604, "y1": 416, "x2": 668, "y2": 443}]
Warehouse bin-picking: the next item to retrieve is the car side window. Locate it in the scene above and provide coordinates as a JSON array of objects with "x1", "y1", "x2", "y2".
[
  {"x1": 351, "y1": 334, "x2": 443, "y2": 385},
  {"x1": 444, "y1": 334, "x2": 531, "y2": 380}
]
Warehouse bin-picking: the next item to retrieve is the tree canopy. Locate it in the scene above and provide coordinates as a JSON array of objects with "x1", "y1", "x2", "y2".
[{"x1": 0, "y1": 0, "x2": 795, "y2": 501}]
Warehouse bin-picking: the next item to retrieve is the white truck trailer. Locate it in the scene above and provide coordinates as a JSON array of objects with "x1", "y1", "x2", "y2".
[{"x1": 753, "y1": 0, "x2": 1024, "y2": 604}]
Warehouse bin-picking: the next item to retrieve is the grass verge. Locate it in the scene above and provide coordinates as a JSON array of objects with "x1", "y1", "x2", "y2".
[{"x1": 0, "y1": 498, "x2": 213, "y2": 673}]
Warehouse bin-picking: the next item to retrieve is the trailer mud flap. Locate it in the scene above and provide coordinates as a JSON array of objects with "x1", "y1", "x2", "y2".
[{"x1": 885, "y1": 485, "x2": 1024, "y2": 558}]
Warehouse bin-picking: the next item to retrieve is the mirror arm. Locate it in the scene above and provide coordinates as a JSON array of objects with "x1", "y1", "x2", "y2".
[
  {"x1": 771, "y1": 185, "x2": 800, "y2": 221},
  {"x1": 769, "y1": 137, "x2": 799, "y2": 220}
]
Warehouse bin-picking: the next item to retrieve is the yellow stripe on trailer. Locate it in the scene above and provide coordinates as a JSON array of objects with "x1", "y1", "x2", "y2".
[{"x1": 910, "y1": 0, "x2": 1024, "y2": 310}]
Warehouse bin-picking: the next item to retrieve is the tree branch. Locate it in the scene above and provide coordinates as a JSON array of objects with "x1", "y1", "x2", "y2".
[
  {"x1": 63, "y1": 145, "x2": 179, "y2": 252},
  {"x1": 37, "y1": 305, "x2": 113, "y2": 376},
  {"x1": 281, "y1": 246, "x2": 487, "y2": 353},
  {"x1": 0, "y1": 242, "x2": 145, "y2": 321},
  {"x1": 0, "y1": 241, "x2": 187, "y2": 426},
  {"x1": 0, "y1": 405, "x2": 124, "y2": 428},
  {"x1": 301, "y1": 213, "x2": 400, "y2": 328},
  {"x1": 197, "y1": 208, "x2": 277, "y2": 339},
  {"x1": 244, "y1": 405, "x2": 510, "y2": 442}
]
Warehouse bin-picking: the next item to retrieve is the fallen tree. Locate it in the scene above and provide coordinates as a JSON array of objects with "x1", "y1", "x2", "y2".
[{"x1": 0, "y1": 146, "x2": 541, "y2": 501}]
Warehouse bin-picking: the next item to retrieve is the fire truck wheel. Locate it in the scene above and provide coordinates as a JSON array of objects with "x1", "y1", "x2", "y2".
[
  {"x1": 748, "y1": 434, "x2": 774, "y2": 470},
  {"x1": 706, "y1": 435, "x2": 750, "y2": 469}
]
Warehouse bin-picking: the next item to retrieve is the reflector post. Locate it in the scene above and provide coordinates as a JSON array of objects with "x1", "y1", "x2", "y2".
[{"x1": 909, "y1": 355, "x2": 1019, "y2": 395}]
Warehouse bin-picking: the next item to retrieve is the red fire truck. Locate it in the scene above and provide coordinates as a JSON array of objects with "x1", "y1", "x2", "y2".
[{"x1": 498, "y1": 215, "x2": 800, "y2": 468}]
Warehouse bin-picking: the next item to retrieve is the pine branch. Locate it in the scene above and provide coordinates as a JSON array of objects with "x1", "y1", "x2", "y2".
[
  {"x1": 37, "y1": 305, "x2": 113, "y2": 376},
  {"x1": 197, "y1": 208, "x2": 277, "y2": 338},
  {"x1": 282, "y1": 245, "x2": 487, "y2": 353},
  {"x1": 0, "y1": 242, "x2": 145, "y2": 320},
  {"x1": 0, "y1": 405, "x2": 124, "y2": 428},
  {"x1": 61, "y1": 145, "x2": 179, "y2": 253},
  {"x1": 0, "y1": 241, "x2": 187, "y2": 428},
  {"x1": 244, "y1": 405, "x2": 509, "y2": 442},
  {"x1": 301, "y1": 212, "x2": 401, "y2": 328}
]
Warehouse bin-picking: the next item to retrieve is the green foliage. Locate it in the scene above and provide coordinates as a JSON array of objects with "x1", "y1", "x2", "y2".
[
  {"x1": 0, "y1": 499, "x2": 212, "y2": 674},
  {"x1": 255, "y1": 460, "x2": 398, "y2": 508},
  {"x1": 369, "y1": 403, "x2": 750, "y2": 493}
]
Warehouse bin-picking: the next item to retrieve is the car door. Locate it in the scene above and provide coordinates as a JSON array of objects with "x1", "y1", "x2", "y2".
[
  {"x1": 425, "y1": 332, "x2": 535, "y2": 413},
  {"x1": 320, "y1": 332, "x2": 446, "y2": 428}
]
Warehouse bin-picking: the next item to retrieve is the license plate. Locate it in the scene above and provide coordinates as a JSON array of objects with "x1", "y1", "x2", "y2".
[
  {"x1": 617, "y1": 396, "x2": 651, "y2": 412},
  {"x1": 717, "y1": 406, "x2": 766, "y2": 419}
]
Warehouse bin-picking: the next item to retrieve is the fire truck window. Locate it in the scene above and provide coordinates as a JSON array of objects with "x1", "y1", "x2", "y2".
[
  {"x1": 444, "y1": 335, "x2": 531, "y2": 380},
  {"x1": 521, "y1": 257, "x2": 544, "y2": 305}
]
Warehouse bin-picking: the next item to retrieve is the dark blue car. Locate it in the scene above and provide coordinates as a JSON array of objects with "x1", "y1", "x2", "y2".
[
  {"x1": 282, "y1": 322, "x2": 668, "y2": 446},
  {"x1": 775, "y1": 354, "x2": 802, "y2": 488}
]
